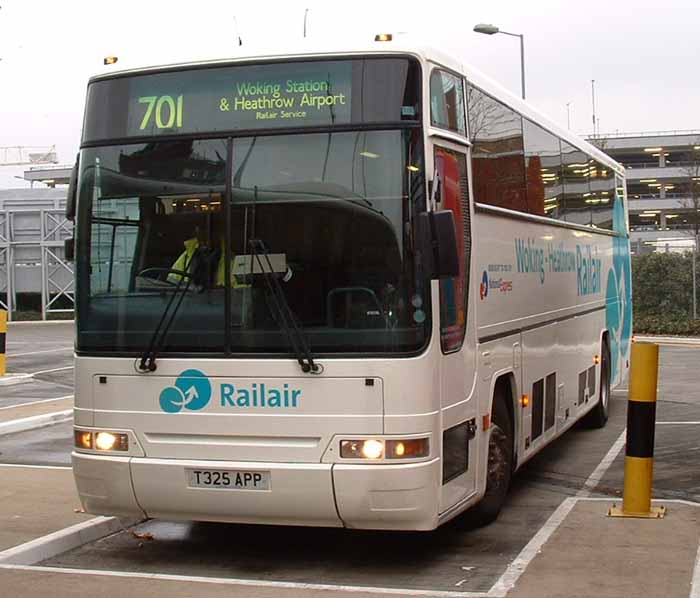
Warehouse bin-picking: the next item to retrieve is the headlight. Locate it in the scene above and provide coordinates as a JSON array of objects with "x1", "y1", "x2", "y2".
[
  {"x1": 340, "y1": 437, "x2": 429, "y2": 460},
  {"x1": 74, "y1": 428, "x2": 129, "y2": 452}
]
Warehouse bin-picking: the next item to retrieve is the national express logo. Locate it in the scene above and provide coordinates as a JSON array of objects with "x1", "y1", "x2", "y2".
[
  {"x1": 159, "y1": 369, "x2": 212, "y2": 413},
  {"x1": 480, "y1": 270, "x2": 489, "y2": 300},
  {"x1": 159, "y1": 370, "x2": 303, "y2": 413}
]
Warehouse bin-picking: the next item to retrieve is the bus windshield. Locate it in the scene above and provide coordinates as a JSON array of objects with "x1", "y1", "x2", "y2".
[{"x1": 75, "y1": 129, "x2": 429, "y2": 355}]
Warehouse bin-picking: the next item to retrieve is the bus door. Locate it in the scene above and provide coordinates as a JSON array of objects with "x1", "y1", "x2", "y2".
[{"x1": 433, "y1": 142, "x2": 478, "y2": 514}]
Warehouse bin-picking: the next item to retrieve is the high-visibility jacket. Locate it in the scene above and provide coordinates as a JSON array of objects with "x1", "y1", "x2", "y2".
[{"x1": 167, "y1": 237, "x2": 199, "y2": 284}]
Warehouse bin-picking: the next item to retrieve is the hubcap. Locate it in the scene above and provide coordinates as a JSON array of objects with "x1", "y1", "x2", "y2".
[
  {"x1": 487, "y1": 424, "x2": 510, "y2": 494},
  {"x1": 601, "y1": 354, "x2": 610, "y2": 411}
]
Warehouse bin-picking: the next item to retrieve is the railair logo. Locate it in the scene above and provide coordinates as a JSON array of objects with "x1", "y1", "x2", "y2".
[
  {"x1": 159, "y1": 369, "x2": 212, "y2": 413},
  {"x1": 159, "y1": 370, "x2": 302, "y2": 413}
]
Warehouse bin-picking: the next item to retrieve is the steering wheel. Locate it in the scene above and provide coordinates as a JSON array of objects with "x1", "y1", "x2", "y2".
[{"x1": 137, "y1": 267, "x2": 193, "y2": 287}]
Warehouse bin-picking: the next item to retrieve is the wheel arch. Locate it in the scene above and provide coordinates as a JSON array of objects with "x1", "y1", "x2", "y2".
[{"x1": 490, "y1": 372, "x2": 517, "y2": 468}]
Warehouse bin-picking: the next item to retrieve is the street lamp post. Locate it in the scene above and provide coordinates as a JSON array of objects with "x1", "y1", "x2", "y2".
[{"x1": 473, "y1": 23, "x2": 526, "y2": 100}]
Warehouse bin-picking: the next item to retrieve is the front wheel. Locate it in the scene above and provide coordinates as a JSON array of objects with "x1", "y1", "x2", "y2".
[{"x1": 463, "y1": 391, "x2": 513, "y2": 527}]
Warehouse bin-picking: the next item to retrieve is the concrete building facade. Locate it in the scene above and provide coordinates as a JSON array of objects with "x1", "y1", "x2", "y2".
[{"x1": 590, "y1": 130, "x2": 700, "y2": 254}]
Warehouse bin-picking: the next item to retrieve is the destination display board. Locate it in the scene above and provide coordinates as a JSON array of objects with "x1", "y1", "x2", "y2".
[{"x1": 83, "y1": 58, "x2": 420, "y2": 143}]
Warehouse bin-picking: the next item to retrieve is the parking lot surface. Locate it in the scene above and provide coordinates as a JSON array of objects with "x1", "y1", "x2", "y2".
[{"x1": 1, "y1": 323, "x2": 699, "y2": 597}]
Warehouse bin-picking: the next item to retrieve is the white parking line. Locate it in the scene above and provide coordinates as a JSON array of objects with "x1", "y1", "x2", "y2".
[
  {"x1": 0, "y1": 410, "x2": 72, "y2": 436},
  {"x1": 0, "y1": 564, "x2": 491, "y2": 597},
  {"x1": 0, "y1": 463, "x2": 71, "y2": 470},
  {"x1": 688, "y1": 536, "x2": 700, "y2": 598},
  {"x1": 0, "y1": 396, "x2": 73, "y2": 411},
  {"x1": 658, "y1": 422, "x2": 700, "y2": 425},
  {"x1": 488, "y1": 427, "x2": 628, "y2": 597},
  {"x1": 0, "y1": 517, "x2": 125, "y2": 566},
  {"x1": 577, "y1": 428, "x2": 627, "y2": 498},
  {"x1": 1, "y1": 496, "x2": 698, "y2": 597},
  {"x1": 0, "y1": 424, "x2": 684, "y2": 597},
  {"x1": 22, "y1": 366, "x2": 74, "y2": 378},
  {"x1": 9, "y1": 347, "x2": 73, "y2": 358},
  {"x1": 487, "y1": 497, "x2": 577, "y2": 597}
]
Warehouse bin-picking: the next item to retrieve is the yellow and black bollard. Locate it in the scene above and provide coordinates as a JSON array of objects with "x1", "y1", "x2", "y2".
[
  {"x1": 0, "y1": 310, "x2": 6, "y2": 376},
  {"x1": 608, "y1": 342, "x2": 665, "y2": 518}
]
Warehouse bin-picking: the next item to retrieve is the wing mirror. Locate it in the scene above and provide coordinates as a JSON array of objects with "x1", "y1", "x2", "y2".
[{"x1": 418, "y1": 210, "x2": 459, "y2": 280}]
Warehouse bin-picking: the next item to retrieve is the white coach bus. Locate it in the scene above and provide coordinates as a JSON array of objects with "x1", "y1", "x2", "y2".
[{"x1": 68, "y1": 35, "x2": 632, "y2": 530}]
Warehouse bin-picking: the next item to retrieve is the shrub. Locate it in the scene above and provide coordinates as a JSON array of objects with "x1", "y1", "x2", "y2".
[{"x1": 632, "y1": 251, "x2": 698, "y2": 335}]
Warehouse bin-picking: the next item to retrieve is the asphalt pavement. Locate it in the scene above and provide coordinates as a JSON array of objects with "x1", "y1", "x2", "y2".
[{"x1": 1, "y1": 324, "x2": 699, "y2": 598}]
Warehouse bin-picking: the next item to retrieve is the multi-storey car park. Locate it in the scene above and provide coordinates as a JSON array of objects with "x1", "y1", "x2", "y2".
[{"x1": 589, "y1": 130, "x2": 700, "y2": 253}]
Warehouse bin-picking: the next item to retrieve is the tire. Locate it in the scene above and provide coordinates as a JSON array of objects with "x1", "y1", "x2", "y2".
[
  {"x1": 584, "y1": 341, "x2": 611, "y2": 429},
  {"x1": 463, "y1": 388, "x2": 514, "y2": 527}
]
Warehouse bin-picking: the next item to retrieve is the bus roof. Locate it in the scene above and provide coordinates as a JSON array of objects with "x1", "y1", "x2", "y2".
[{"x1": 92, "y1": 35, "x2": 623, "y2": 175}]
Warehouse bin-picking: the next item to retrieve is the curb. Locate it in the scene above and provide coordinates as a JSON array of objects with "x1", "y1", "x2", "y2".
[
  {"x1": 0, "y1": 516, "x2": 137, "y2": 566},
  {"x1": 7, "y1": 320, "x2": 75, "y2": 326},
  {"x1": 0, "y1": 373, "x2": 32, "y2": 387},
  {"x1": 635, "y1": 335, "x2": 700, "y2": 346},
  {"x1": 0, "y1": 410, "x2": 72, "y2": 436}
]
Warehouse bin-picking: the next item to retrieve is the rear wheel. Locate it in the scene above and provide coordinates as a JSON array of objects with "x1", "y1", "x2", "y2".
[
  {"x1": 584, "y1": 341, "x2": 611, "y2": 429},
  {"x1": 464, "y1": 389, "x2": 513, "y2": 527}
]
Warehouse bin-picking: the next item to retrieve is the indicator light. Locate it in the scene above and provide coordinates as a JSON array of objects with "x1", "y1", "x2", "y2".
[
  {"x1": 74, "y1": 430, "x2": 92, "y2": 450},
  {"x1": 375, "y1": 33, "x2": 393, "y2": 42},
  {"x1": 386, "y1": 438, "x2": 428, "y2": 459},
  {"x1": 103, "y1": 56, "x2": 119, "y2": 65}
]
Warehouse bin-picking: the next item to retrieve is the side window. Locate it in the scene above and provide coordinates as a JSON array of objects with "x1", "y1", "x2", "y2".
[
  {"x1": 467, "y1": 84, "x2": 527, "y2": 213},
  {"x1": 589, "y1": 160, "x2": 615, "y2": 230},
  {"x1": 560, "y1": 142, "x2": 591, "y2": 225},
  {"x1": 430, "y1": 70, "x2": 466, "y2": 135},
  {"x1": 523, "y1": 119, "x2": 562, "y2": 218},
  {"x1": 614, "y1": 174, "x2": 628, "y2": 235},
  {"x1": 435, "y1": 147, "x2": 471, "y2": 353}
]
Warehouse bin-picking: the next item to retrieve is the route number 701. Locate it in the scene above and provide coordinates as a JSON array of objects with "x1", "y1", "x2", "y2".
[{"x1": 138, "y1": 95, "x2": 184, "y2": 130}]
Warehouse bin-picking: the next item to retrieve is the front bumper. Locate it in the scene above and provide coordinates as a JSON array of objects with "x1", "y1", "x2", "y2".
[{"x1": 72, "y1": 452, "x2": 441, "y2": 530}]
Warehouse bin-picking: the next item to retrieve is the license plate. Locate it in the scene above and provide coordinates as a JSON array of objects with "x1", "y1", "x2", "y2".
[{"x1": 186, "y1": 468, "x2": 270, "y2": 490}]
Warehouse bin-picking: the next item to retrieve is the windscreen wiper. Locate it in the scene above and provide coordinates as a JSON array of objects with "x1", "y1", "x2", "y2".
[
  {"x1": 137, "y1": 268, "x2": 194, "y2": 372},
  {"x1": 249, "y1": 238, "x2": 320, "y2": 374}
]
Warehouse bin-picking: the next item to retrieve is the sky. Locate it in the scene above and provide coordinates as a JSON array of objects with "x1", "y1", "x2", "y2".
[{"x1": 1, "y1": 0, "x2": 698, "y2": 188}]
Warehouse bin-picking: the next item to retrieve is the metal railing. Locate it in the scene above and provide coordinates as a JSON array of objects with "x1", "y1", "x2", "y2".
[
  {"x1": 0, "y1": 213, "x2": 11, "y2": 313},
  {"x1": 0, "y1": 208, "x2": 73, "y2": 320},
  {"x1": 629, "y1": 193, "x2": 693, "y2": 200},
  {"x1": 590, "y1": 129, "x2": 700, "y2": 139},
  {"x1": 624, "y1": 161, "x2": 699, "y2": 170},
  {"x1": 631, "y1": 223, "x2": 699, "y2": 232}
]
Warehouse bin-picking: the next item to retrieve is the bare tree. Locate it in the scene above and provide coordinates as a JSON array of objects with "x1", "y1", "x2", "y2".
[
  {"x1": 679, "y1": 139, "x2": 700, "y2": 319},
  {"x1": 589, "y1": 136, "x2": 609, "y2": 153},
  {"x1": 680, "y1": 141, "x2": 700, "y2": 238}
]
